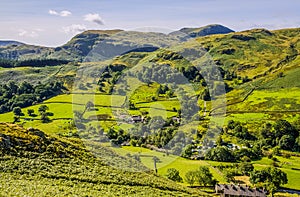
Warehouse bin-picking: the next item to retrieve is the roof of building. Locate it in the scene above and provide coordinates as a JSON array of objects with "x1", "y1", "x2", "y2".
[
  {"x1": 131, "y1": 115, "x2": 142, "y2": 121},
  {"x1": 215, "y1": 184, "x2": 267, "y2": 197}
]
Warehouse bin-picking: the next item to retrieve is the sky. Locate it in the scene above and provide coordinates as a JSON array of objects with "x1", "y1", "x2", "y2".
[{"x1": 0, "y1": 0, "x2": 299, "y2": 47}]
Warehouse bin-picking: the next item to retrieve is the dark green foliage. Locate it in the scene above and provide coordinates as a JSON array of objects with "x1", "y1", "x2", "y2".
[
  {"x1": 181, "y1": 144, "x2": 193, "y2": 158},
  {"x1": 12, "y1": 107, "x2": 22, "y2": 116},
  {"x1": 205, "y1": 146, "x2": 235, "y2": 162},
  {"x1": 250, "y1": 167, "x2": 288, "y2": 195},
  {"x1": 223, "y1": 169, "x2": 236, "y2": 183},
  {"x1": 38, "y1": 105, "x2": 49, "y2": 114},
  {"x1": 259, "y1": 120, "x2": 299, "y2": 151},
  {"x1": 235, "y1": 148, "x2": 262, "y2": 161},
  {"x1": 166, "y1": 168, "x2": 183, "y2": 182},
  {"x1": 0, "y1": 59, "x2": 16, "y2": 68},
  {"x1": 238, "y1": 162, "x2": 254, "y2": 176},
  {"x1": 185, "y1": 166, "x2": 215, "y2": 186},
  {"x1": 136, "y1": 63, "x2": 203, "y2": 84},
  {"x1": 185, "y1": 170, "x2": 197, "y2": 186},
  {"x1": 27, "y1": 109, "x2": 34, "y2": 116},
  {"x1": 38, "y1": 105, "x2": 52, "y2": 123},
  {"x1": 195, "y1": 166, "x2": 215, "y2": 186},
  {"x1": 226, "y1": 120, "x2": 256, "y2": 140},
  {"x1": 0, "y1": 58, "x2": 69, "y2": 68},
  {"x1": 201, "y1": 88, "x2": 211, "y2": 101},
  {"x1": 0, "y1": 81, "x2": 65, "y2": 114}
]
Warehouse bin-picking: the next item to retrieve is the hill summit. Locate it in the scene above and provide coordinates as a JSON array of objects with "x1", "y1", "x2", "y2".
[{"x1": 179, "y1": 24, "x2": 234, "y2": 37}]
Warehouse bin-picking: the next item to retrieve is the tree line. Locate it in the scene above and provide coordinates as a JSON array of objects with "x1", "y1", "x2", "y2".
[
  {"x1": 0, "y1": 80, "x2": 65, "y2": 114},
  {"x1": 0, "y1": 58, "x2": 70, "y2": 68}
]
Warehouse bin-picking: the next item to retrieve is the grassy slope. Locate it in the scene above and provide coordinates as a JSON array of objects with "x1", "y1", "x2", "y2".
[{"x1": 0, "y1": 123, "x2": 207, "y2": 196}]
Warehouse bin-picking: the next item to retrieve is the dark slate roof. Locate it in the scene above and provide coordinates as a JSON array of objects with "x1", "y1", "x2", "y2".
[{"x1": 215, "y1": 184, "x2": 267, "y2": 197}]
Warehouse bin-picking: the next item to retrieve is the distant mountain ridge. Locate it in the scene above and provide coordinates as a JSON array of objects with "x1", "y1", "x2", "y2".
[
  {"x1": 0, "y1": 40, "x2": 24, "y2": 47},
  {"x1": 0, "y1": 24, "x2": 235, "y2": 61}
]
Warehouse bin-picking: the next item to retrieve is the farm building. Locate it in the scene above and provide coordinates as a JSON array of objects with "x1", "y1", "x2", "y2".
[
  {"x1": 131, "y1": 115, "x2": 143, "y2": 123},
  {"x1": 215, "y1": 184, "x2": 267, "y2": 197}
]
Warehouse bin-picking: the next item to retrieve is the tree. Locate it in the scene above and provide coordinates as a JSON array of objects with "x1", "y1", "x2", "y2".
[
  {"x1": 274, "y1": 119, "x2": 297, "y2": 139},
  {"x1": 13, "y1": 107, "x2": 22, "y2": 116},
  {"x1": 38, "y1": 105, "x2": 49, "y2": 114},
  {"x1": 195, "y1": 166, "x2": 215, "y2": 186},
  {"x1": 250, "y1": 167, "x2": 288, "y2": 196},
  {"x1": 279, "y1": 135, "x2": 295, "y2": 150},
  {"x1": 185, "y1": 170, "x2": 197, "y2": 186},
  {"x1": 38, "y1": 105, "x2": 50, "y2": 123},
  {"x1": 223, "y1": 169, "x2": 235, "y2": 183},
  {"x1": 205, "y1": 146, "x2": 235, "y2": 162},
  {"x1": 27, "y1": 109, "x2": 34, "y2": 116},
  {"x1": 181, "y1": 144, "x2": 193, "y2": 158},
  {"x1": 13, "y1": 116, "x2": 20, "y2": 123},
  {"x1": 239, "y1": 162, "x2": 254, "y2": 176},
  {"x1": 166, "y1": 168, "x2": 183, "y2": 182}
]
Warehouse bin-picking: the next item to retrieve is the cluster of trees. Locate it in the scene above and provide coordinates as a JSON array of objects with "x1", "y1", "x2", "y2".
[
  {"x1": 0, "y1": 81, "x2": 65, "y2": 114},
  {"x1": 215, "y1": 162, "x2": 254, "y2": 183},
  {"x1": 12, "y1": 105, "x2": 53, "y2": 123},
  {"x1": 166, "y1": 166, "x2": 216, "y2": 187},
  {"x1": 259, "y1": 120, "x2": 300, "y2": 151},
  {"x1": 97, "y1": 64, "x2": 127, "y2": 93},
  {"x1": 204, "y1": 144, "x2": 262, "y2": 162},
  {"x1": 81, "y1": 113, "x2": 193, "y2": 158},
  {"x1": 107, "y1": 128, "x2": 131, "y2": 146},
  {"x1": 250, "y1": 167, "x2": 288, "y2": 196},
  {"x1": 166, "y1": 168, "x2": 183, "y2": 182},
  {"x1": 0, "y1": 58, "x2": 69, "y2": 68},
  {"x1": 134, "y1": 63, "x2": 203, "y2": 85},
  {"x1": 165, "y1": 164, "x2": 286, "y2": 195},
  {"x1": 225, "y1": 120, "x2": 256, "y2": 140},
  {"x1": 105, "y1": 116, "x2": 186, "y2": 149},
  {"x1": 184, "y1": 166, "x2": 216, "y2": 186}
]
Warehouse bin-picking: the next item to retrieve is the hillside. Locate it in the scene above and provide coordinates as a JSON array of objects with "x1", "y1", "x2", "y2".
[
  {"x1": 0, "y1": 123, "x2": 206, "y2": 196},
  {"x1": 0, "y1": 43, "x2": 52, "y2": 60}
]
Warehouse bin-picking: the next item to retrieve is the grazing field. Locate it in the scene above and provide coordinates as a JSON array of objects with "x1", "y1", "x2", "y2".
[
  {"x1": 253, "y1": 156, "x2": 300, "y2": 190},
  {"x1": 0, "y1": 91, "x2": 180, "y2": 133},
  {"x1": 111, "y1": 144, "x2": 300, "y2": 190},
  {"x1": 111, "y1": 145, "x2": 227, "y2": 185}
]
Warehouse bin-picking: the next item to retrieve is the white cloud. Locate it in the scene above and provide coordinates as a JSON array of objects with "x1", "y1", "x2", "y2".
[
  {"x1": 49, "y1": 10, "x2": 58, "y2": 15},
  {"x1": 62, "y1": 24, "x2": 87, "y2": 34},
  {"x1": 49, "y1": 9, "x2": 72, "y2": 17},
  {"x1": 18, "y1": 29, "x2": 43, "y2": 38},
  {"x1": 84, "y1": 13, "x2": 104, "y2": 25}
]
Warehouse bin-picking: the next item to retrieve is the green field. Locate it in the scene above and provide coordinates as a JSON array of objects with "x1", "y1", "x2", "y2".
[
  {"x1": 253, "y1": 156, "x2": 300, "y2": 190},
  {"x1": 110, "y1": 145, "x2": 300, "y2": 190},
  {"x1": 111, "y1": 145, "x2": 227, "y2": 185}
]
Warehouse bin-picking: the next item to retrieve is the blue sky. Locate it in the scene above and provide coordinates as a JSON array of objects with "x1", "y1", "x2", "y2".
[{"x1": 0, "y1": 0, "x2": 299, "y2": 46}]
